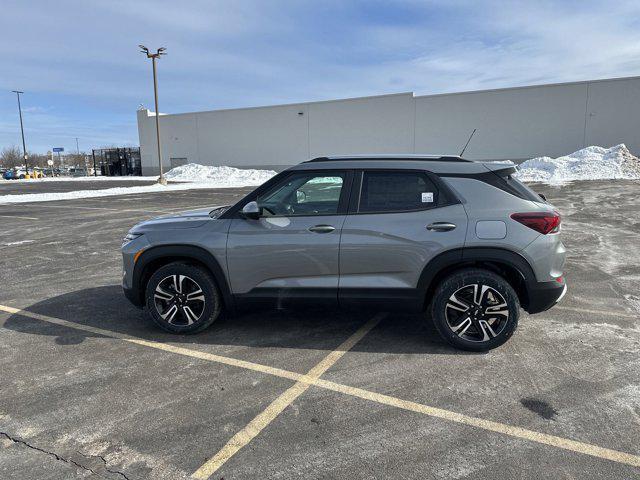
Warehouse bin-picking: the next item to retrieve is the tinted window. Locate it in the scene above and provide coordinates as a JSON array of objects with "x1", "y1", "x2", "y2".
[
  {"x1": 257, "y1": 172, "x2": 345, "y2": 216},
  {"x1": 359, "y1": 171, "x2": 440, "y2": 213},
  {"x1": 440, "y1": 168, "x2": 542, "y2": 203},
  {"x1": 477, "y1": 170, "x2": 542, "y2": 202},
  {"x1": 503, "y1": 174, "x2": 543, "y2": 202}
]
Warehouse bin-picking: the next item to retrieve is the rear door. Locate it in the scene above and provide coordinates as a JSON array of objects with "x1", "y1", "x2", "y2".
[
  {"x1": 338, "y1": 169, "x2": 468, "y2": 308},
  {"x1": 226, "y1": 170, "x2": 352, "y2": 302}
]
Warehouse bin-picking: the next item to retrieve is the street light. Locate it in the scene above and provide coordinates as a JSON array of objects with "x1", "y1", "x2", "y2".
[
  {"x1": 11, "y1": 90, "x2": 28, "y2": 173},
  {"x1": 139, "y1": 45, "x2": 167, "y2": 184}
]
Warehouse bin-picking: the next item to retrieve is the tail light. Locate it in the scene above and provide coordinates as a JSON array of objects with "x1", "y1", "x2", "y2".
[{"x1": 510, "y1": 211, "x2": 561, "y2": 234}]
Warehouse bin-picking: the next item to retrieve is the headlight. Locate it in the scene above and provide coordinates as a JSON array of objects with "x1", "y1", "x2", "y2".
[{"x1": 122, "y1": 233, "x2": 142, "y2": 247}]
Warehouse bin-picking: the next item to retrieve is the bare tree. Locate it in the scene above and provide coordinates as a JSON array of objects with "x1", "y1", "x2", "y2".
[
  {"x1": 66, "y1": 152, "x2": 87, "y2": 168},
  {"x1": 27, "y1": 152, "x2": 50, "y2": 168},
  {"x1": 0, "y1": 146, "x2": 22, "y2": 168}
]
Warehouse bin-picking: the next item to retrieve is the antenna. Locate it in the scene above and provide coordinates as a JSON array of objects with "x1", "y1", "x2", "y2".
[{"x1": 459, "y1": 128, "x2": 477, "y2": 157}]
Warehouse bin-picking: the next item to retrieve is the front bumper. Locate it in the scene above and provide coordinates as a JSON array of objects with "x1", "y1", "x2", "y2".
[
  {"x1": 526, "y1": 279, "x2": 567, "y2": 314},
  {"x1": 121, "y1": 234, "x2": 150, "y2": 308},
  {"x1": 123, "y1": 284, "x2": 143, "y2": 308}
]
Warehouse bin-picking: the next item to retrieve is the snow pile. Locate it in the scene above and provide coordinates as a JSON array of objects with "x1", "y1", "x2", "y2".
[
  {"x1": 5, "y1": 175, "x2": 159, "y2": 183},
  {"x1": 164, "y1": 163, "x2": 276, "y2": 186},
  {"x1": 0, "y1": 165, "x2": 277, "y2": 204},
  {"x1": 516, "y1": 144, "x2": 640, "y2": 184},
  {"x1": 0, "y1": 183, "x2": 200, "y2": 204}
]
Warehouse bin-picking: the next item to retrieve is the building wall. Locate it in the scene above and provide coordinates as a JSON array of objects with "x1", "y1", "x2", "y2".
[
  {"x1": 138, "y1": 76, "x2": 640, "y2": 175},
  {"x1": 307, "y1": 93, "x2": 414, "y2": 157},
  {"x1": 414, "y1": 82, "x2": 589, "y2": 161},
  {"x1": 584, "y1": 77, "x2": 640, "y2": 151}
]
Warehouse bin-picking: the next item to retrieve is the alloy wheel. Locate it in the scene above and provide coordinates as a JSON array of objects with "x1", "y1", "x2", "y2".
[
  {"x1": 444, "y1": 283, "x2": 509, "y2": 342},
  {"x1": 153, "y1": 274, "x2": 206, "y2": 326}
]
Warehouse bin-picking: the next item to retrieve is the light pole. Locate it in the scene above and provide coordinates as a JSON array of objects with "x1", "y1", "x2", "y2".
[
  {"x1": 11, "y1": 90, "x2": 28, "y2": 173},
  {"x1": 139, "y1": 45, "x2": 167, "y2": 184}
]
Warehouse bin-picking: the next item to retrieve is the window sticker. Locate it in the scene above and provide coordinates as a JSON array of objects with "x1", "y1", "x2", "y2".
[{"x1": 421, "y1": 192, "x2": 434, "y2": 203}]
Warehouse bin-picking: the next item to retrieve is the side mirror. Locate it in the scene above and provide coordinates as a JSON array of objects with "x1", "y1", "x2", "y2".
[
  {"x1": 241, "y1": 201, "x2": 262, "y2": 220},
  {"x1": 538, "y1": 193, "x2": 547, "y2": 202}
]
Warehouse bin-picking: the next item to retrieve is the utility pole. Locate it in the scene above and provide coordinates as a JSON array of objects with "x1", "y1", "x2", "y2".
[
  {"x1": 75, "y1": 137, "x2": 86, "y2": 175},
  {"x1": 11, "y1": 90, "x2": 28, "y2": 173},
  {"x1": 139, "y1": 45, "x2": 167, "y2": 184}
]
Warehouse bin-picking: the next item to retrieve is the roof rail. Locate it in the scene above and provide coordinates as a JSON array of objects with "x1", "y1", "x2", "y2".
[{"x1": 305, "y1": 155, "x2": 471, "y2": 163}]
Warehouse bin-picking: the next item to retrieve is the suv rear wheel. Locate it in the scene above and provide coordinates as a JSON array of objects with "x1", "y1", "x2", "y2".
[
  {"x1": 429, "y1": 268, "x2": 519, "y2": 351},
  {"x1": 144, "y1": 263, "x2": 222, "y2": 334}
]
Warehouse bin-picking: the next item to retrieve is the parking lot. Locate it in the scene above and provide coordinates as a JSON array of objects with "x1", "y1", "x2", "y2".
[{"x1": 0, "y1": 180, "x2": 638, "y2": 479}]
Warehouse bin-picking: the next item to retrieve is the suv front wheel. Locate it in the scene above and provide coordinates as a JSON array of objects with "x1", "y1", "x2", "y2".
[
  {"x1": 144, "y1": 263, "x2": 222, "y2": 334},
  {"x1": 430, "y1": 268, "x2": 519, "y2": 351}
]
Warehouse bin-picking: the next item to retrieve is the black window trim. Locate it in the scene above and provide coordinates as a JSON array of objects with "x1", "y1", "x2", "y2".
[
  {"x1": 440, "y1": 167, "x2": 541, "y2": 202},
  {"x1": 222, "y1": 169, "x2": 354, "y2": 219},
  {"x1": 347, "y1": 168, "x2": 461, "y2": 215}
]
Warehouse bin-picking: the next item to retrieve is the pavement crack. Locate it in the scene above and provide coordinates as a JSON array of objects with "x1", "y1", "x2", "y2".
[
  {"x1": 77, "y1": 451, "x2": 131, "y2": 480},
  {"x1": 0, "y1": 431, "x2": 104, "y2": 478}
]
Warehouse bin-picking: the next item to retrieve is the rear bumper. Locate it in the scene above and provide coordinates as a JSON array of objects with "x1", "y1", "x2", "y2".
[{"x1": 526, "y1": 280, "x2": 566, "y2": 314}]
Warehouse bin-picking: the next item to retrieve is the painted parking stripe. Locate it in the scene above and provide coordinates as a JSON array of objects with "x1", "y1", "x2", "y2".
[
  {"x1": 191, "y1": 313, "x2": 385, "y2": 479},
  {"x1": 0, "y1": 214, "x2": 39, "y2": 220},
  {"x1": 0, "y1": 304, "x2": 638, "y2": 470},
  {"x1": 313, "y1": 378, "x2": 640, "y2": 469},
  {"x1": 0, "y1": 304, "x2": 301, "y2": 382}
]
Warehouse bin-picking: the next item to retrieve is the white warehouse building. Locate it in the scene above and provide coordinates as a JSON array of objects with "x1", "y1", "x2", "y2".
[{"x1": 137, "y1": 75, "x2": 640, "y2": 175}]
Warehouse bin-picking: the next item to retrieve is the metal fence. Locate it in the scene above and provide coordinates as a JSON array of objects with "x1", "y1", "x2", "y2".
[{"x1": 91, "y1": 147, "x2": 142, "y2": 176}]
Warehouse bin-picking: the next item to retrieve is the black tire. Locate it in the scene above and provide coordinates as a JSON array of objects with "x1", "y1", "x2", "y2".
[
  {"x1": 429, "y1": 268, "x2": 519, "y2": 351},
  {"x1": 144, "y1": 262, "x2": 222, "y2": 334}
]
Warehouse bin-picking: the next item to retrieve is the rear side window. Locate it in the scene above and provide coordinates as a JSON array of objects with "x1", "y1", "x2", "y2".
[
  {"x1": 502, "y1": 174, "x2": 543, "y2": 202},
  {"x1": 441, "y1": 169, "x2": 542, "y2": 203},
  {"x1": 358, "y1": 171, "x2": 442, "y2": 213},
  {"x1": 486, "y1": 170, "x2": 542, "y2": 202}
]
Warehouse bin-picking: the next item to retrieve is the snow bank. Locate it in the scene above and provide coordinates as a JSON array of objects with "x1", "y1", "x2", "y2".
[
  {"x1": 1, "y1": 164, "x2": 276, "y2": 187},
  {"x1": 515, "y1": 144, "x2": 640, "y2": 184},
  {"x1": 0, "y1": 183, "x2": 209, "y2": 204},
  {"x1": 4, "y1": 175, "x2": 159, "y2": 183},
  {"x1": 0, "y1": 164, "x2": 276, "y2": 204},
  {"x1": 164, "y1": 163, "x2": 276, "y2": 186}
]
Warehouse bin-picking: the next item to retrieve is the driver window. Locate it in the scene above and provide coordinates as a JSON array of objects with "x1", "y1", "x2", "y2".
[{"x1": 257, "y1": 172, "x2": 345, "y2": 216}]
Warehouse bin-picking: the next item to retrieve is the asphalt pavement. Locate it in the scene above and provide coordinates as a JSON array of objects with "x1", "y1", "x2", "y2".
[{"x1": 0, "y1": 180, "x2": 638, "y2": 479}]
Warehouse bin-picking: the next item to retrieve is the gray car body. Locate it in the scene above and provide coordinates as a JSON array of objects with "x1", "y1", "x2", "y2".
[{"x1": 122, "y1": 156, "x2": 566, "y2": 314}]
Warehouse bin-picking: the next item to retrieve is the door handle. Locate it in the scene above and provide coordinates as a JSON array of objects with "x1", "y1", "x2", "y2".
[
  {"x1": 308, "y1": 224, "x2": 335, "y2": 233},
  {"x1": 427, "y1": 222, "x2": 456, "y2": 232}
]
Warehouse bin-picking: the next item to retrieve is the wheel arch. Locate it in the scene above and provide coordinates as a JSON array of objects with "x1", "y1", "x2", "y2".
[
  {"x1": 419, "y1": 247, "x2": 535, "y2": 311},
  {"x1": 133, "y1": 245, "x2": 233, "y2": 311}
]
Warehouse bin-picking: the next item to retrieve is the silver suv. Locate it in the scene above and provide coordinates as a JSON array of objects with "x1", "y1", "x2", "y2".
[{"x1": 122, "y1": 155, "x2": 566, "y2": 351}]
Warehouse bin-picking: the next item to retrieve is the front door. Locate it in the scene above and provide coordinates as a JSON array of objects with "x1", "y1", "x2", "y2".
[{"x1": 227, "y1": 170, "x2": 352, "y2": 304}]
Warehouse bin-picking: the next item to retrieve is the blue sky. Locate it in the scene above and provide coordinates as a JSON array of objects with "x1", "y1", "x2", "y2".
[{"x1": 1, "y1": 0, "x2": 639, "y2": 153}]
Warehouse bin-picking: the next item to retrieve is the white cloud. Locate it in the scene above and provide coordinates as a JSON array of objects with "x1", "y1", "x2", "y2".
[{"x1": 1, "y1": 0, "x2": 639, "y2": 151}]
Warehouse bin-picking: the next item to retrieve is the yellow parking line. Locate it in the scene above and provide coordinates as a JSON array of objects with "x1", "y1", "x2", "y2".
[
  {"x1": 313, "y1": 379, "x2": 640, "y2": 468},
  {"x1": 1, "y1": 304, "x2": 639, "y2": 470},
  {"x1": 191, "y1": 313, "x2": 385, "y2": 479},
  {"x1": 128, "y1": 338, "x2": 301, "y2": 382},
  {"x1": 0, "y1": 304, "x2": 300, "y2": 383}
]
